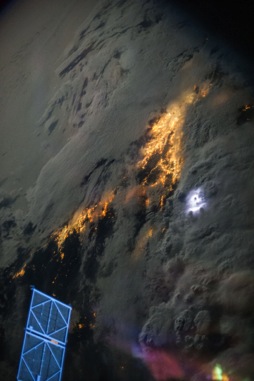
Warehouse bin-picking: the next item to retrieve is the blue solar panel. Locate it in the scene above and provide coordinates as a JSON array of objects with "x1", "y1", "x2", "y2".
[{"x1": 17, "y1": 288, "x2": 72, "y2": 381}]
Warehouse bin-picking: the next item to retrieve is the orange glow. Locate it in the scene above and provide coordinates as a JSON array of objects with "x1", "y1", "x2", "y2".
[
  {"x1": 78, "y1": 323, "x2": 85, "y2": 329},
  {"x1": 132, "y1": 226, "x2": 153, "y2": 260},
  {"x1": 242, "y1": 104, "x2": 252, "y2": 111},
  {"x1": 50, "y1": 84, "x2": 211, "y2": 265},
  {"x1": 147, "y1": 228, "x2": 153, "y2": 238},
  {"x1": 159, "y1": 195, "x2": 165, "y2": 208},
  {"x1": 102, "y1": 202, "x2": 109, "y2": 217},
  {"x1": 199, "y1": 81, "x2": 212, "y2": 98},
  {"x1": 124, "y1": 185, "x2": 144, "y2": 203},
  {"x1": 137, "y1": 86, "x2": 209, "y2": 191},
  {"x1": 12, "y1": 265, "x2": 26, "y2": 279},
  {"x1": 52, "y1": 191, "x2": 115, "y2": 252}
]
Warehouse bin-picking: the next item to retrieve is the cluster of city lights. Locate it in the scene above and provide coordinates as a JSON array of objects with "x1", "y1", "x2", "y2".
[
  {"x1": 51, "y1": 191, "x2": 115, "y2": 254},
  {"x1": 13, "y1": 83, "x2": 211, "y2": 282},
  {"x1": 12, "y1": 264, "x2": 26, "y2": 279},
  {"x1": 137, "y1": 88, "x2": 200, "y2": 189},
  {"x1": 51, "y1": 89, "x2": 200, "y2": 255}
]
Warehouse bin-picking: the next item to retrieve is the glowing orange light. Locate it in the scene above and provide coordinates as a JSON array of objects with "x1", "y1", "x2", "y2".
[
  {"x1": 101, "y1": 202, "x2": 109, "y2": 217},
  {"x1": 52, "y1": 191, "x2": 115, "y2": 252},
  {"x1": 159, "y1": 195, "x2": 165, "y2": 208},
  {"x1": 132, "y1": 226, "x2": 154, "y2": 260},
  {"x1": 137, "y1": 87, "x2": 206, "y2": 192},
  {"x1": 199, "y1": 81, "x2": 211, "y2": 98},
  {"x1": 243, "y1": 104, "x2": 252, "y2": 111},
  {"x1": 50, "y1": 83, "x2": 212, "y2": 265},
  {"x1": 145, "y1": 198, "x2": 150, "y2": 208},
  {"x1": 12, "y1": 265, "x2": 26, "y2": 279},
  {"x1": 147, "y1": 228, "x2": 153, "y2": 238}
]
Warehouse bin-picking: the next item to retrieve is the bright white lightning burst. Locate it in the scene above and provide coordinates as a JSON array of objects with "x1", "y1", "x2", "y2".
[{"x1": 186, "y1": 188, "x2": 207, "y2": 214}]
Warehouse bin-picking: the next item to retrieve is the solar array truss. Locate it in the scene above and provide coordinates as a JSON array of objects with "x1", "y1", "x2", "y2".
[{"x1": 17, "y1": 288, "x2": 72, "y2": 381}]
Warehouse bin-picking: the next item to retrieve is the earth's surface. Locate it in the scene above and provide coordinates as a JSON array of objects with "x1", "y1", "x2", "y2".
[{"x1": 1, "y1": 1, "x2": 254, "y2": 380}]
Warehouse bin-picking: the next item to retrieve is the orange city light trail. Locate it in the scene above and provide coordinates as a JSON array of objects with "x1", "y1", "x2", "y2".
[{"x1": 51, "y1": 84, "x2": 211, "y2": 254}]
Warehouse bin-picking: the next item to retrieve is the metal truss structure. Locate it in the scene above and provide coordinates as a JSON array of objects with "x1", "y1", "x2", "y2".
[{"x1": 17, "y1": 287, "x2": 72, "y2": 381}]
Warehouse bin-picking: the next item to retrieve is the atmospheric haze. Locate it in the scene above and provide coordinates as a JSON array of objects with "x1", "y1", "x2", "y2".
[{"x1": 0, "y1": 0, "x2": 254, "y2": 380}]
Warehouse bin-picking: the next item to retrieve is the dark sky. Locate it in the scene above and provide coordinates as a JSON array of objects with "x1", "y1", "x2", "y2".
[
  {"x1": 0, "y1": 0, "x2": 12, "y2": 9},
  {"x1": 0, "y1": 0, "x2": 16, "y2": 15},
  {"x1": 173, "y1": 0, "x2": 254, "y2": 60}
]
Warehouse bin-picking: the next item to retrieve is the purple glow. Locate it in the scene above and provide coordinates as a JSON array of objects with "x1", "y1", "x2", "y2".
[
  {"x1": 186, "y1": 187, "x2": 207, "y2": 214},
  {"x1": 132, "y1": 345, "x2": 184, "y2": 381}
]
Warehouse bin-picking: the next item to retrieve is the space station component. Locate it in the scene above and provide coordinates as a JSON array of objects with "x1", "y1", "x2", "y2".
[{"x1": 17, "y1": 287, "x2": 72, "y2": 381}]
